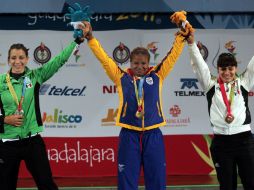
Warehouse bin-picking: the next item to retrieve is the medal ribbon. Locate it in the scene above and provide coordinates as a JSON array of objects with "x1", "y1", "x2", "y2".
[
  {"x1": 218, "y1": 78, "x2": 235, "y2": 117},
  {"x1": 134, "y1": 77, "x2": 145, "y2": 110},
  {"x1": 6, "y1": 72, "x2": 27, "y2": 112}
]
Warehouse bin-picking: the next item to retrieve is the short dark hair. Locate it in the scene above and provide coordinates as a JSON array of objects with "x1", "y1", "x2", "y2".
[
  {"x1": 217, "y1": 53, "x2": 237, "y2": 68},
  {"x1": 130, "y1": 47, "x2": 150, "y2": 62},
  {"x1": 8, "y1": 43, "x2": 29, "y2": 60}
]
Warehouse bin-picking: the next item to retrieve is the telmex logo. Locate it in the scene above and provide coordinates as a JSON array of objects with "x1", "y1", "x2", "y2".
[
  {"x1": 102, "y1": 85, "x2": 118, "y2": 94},
  {"x1": 174, "y1": 78, "x2": 205, "y2": 97},
  {"x1": 40, "y1": 84, "x2": 86, "y2": 96},
  {"x1": 180, "y1": 78, "x2": 198, "y2": 89},
  {"x1": 101, "y1": 108, "x2": 118, "y2": 126}
]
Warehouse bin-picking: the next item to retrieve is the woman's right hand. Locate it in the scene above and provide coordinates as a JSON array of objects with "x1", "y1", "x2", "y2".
[
  {"x1": 79, "y1": 21, "x2": 93, "y2": 40},
  {"x1": 4, "y1": 115, "x2": 23, "y2": 127},
  {"x1": 186, "y1": 32, "x2": 195, "y2": 45}
]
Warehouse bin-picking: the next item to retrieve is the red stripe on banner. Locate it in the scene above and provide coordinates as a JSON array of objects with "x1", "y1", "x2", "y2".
[{"x1": 19, "y1": 135, "x2": 214, "y2": 178}]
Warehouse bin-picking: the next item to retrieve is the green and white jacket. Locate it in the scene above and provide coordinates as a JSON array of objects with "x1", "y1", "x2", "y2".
[{"x1": 0, "y1": 41, "x2": 76, "y2": 139}]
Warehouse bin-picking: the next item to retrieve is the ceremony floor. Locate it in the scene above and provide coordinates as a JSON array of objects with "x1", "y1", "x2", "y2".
[{"x1": 17, "y1": 175, "x2": 244, "y2": 190}]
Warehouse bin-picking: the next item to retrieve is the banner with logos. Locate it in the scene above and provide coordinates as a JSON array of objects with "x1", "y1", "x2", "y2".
[
  {"x1": 0, "y1": 29, "x2": 254, "y2": 176},
  {"x1": 1, "y1": 13, "x2": 254, "y2": 31}
]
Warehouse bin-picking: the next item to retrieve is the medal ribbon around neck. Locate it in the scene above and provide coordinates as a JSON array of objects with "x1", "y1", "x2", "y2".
[
  {"x1": 218, "y1": 78, "x2": 235, "y2": 118},
  {"x1": 134, "y1": 77, "x2": 145, "y2": 111},
  {"x1": 6, "y1": 72, "x2": 27, "y2": 112}
]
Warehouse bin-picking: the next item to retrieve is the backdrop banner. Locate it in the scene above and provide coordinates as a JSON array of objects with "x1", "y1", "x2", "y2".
[{"x1": 0, "y1": 29, "x2": 253, "y2": 177}]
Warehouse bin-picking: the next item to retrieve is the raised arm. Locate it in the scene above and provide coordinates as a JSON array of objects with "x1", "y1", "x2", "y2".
[
  {"x1": 187, "y1": 34, "x2": 213, "y2": 92},
  {"x1": 154, "y1": 33, "x2": 185, "y2": 80},
  {"x1": 155, "y1": 10, "x2": 195, "y2": 80},
  {"x1": 33, "y1": 41, "x2": 77, "y2": 84},
  {"x1": 84, "y1": 22, "x2": 123, "y2": 83},
  {"x1": 241, "y1": 56, "x2": 254, "y2": 91}
]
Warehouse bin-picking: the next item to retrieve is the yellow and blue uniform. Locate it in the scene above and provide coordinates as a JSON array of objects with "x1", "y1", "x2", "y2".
[
  {"x1": 88, "y1": 34, "x2": 184, "y2": 131},
  {"x1": 88, "y1": 34, "x2": 185, "y2": 190}
]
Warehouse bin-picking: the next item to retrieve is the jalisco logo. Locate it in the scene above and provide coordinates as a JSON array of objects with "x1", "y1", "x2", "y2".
[
  {"x1": 102, "y1": 85, "x2": 118, "y2": 94},
  {"x1": 42, "y1": 108, "x2": 82, "y2": 123},
  {"x1": 166, "y1": 105, "x2": 190, "y2": 127},
  {"x1": 113, "y1": 42, "x2": 130, "y2": 65},
  {"x1": 34, "y1": 42, "x2": 51, "y2": 65},
  {"x1": 48, "y1": 141, "x2": 115, "y2": 167},
  {"x1": 42, "y1": 108, "x2": 82, "y2": 129},
  {"x1": 101, "y1": 108, "x2": 118, "y2": 126},
  {"x1": 174, "y1": 78, "x2": 205, "y2": 97},
  {"x1": 40, "y1": 84, "x2": 86, "y2": 96}
]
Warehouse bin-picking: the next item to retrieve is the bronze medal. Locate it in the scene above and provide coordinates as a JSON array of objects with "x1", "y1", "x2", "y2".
[
  {"x1": 218, "y1": 78, "x2": 237, "y2": 125},
  {"x1": 225, "y1": 114, "x2": 234, "y2": 124}
]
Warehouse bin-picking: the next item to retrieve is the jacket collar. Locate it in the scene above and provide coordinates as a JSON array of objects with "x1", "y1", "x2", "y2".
[{"x1": 126, "y1": 67, "x2": 154, "y2": 77}]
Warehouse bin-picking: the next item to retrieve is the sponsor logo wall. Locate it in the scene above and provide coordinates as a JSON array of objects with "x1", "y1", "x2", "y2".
[{"x1": 1, "y1": 29, "x2": 253, "y2": 177}]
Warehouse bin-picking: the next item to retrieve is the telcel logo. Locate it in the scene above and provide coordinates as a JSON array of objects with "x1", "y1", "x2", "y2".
[{"x1": 40, "y1": 84, "x2": 86, "y2": 96}]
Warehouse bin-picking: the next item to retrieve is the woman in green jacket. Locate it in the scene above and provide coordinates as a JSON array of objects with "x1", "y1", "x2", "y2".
[{"x1": 0, "y1": 37, "x2": 83, "y2": 190}]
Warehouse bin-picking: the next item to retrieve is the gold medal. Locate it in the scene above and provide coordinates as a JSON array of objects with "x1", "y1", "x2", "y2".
[
  {"x1": 133, "y1": 77, "x2": 145, "y2": 119},
  {"x1": 135, "y1": 110, "x2": 144, "y2": 118},
  {"x1": 225, "y1": 114, "x2": 234, "y2": 124},
  {"x1": 135, "y1": 105, "x2": 144, "y2": 119}
]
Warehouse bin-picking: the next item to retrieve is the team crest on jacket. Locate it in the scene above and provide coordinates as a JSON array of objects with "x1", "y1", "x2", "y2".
[
  {"x1": 25, "y1": 77, "x2": 33, "y2": 88},
  {"x1": 112, "y1": 42, "x2": 130, "y2": 65},
  {"x1": 146, "y1": 77, "x2": 153, "y2": 85},
  {"x1": 34, "y1": 42, "x2": 51, "y2": 65}
]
